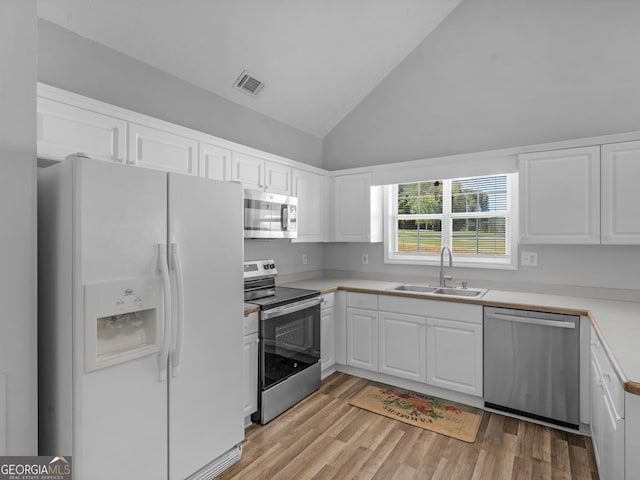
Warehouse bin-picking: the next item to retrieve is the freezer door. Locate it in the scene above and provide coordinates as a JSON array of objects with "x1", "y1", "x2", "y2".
[
  {"x1": 167, "y1": 173, "x2": 244, "y2": 479},
  {"x1": 76, "y1": 159, "x2": 169, "y2": 480}
]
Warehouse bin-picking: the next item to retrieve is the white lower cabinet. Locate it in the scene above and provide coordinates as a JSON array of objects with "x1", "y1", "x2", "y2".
[
  {"x1": 346, "y1": 293, "x2": 379, "y2": 372},
  {"x1": 378, "y1": 311, "x2": 426, "y2": 382},
  {"x1": 243, "y1": 312, "x2": 259, "y2": 422},
  {"x1": 591, "y1": 329, "x2": 625, "y2": 479},
  {"x1": 321, "y1": 293, "x2": 336, "y2": 373},
  {"x1": 426, "y1": 317, "x2": 483, "y2": 397},
  {"x1": 346, "y1": 308, "x2": 378, "y2": 372}
]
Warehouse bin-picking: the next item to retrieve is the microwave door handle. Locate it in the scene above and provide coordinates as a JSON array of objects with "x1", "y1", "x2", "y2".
[{"x1": 281, "y1": 204, "x2": 288, "y2": 231}]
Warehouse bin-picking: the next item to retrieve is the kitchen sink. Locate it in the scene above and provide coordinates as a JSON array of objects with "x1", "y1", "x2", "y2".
[
  {"x1": 432, "y1": 287, "x2": 486, "y2": 297},
  {"x1": 389, "y1": 284, "x2": 487, "y2": 298},
  {"x1": 390, "y1": 284, "x2": 437, "y2": 293}
]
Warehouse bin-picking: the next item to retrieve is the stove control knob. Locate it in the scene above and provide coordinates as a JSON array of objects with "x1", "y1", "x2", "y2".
[{"x1": 270, "y1": 263, "x2": 275, "y2": 269}]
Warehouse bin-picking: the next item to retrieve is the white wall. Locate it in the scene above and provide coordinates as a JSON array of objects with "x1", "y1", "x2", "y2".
[
  {"x1": 244, "y1": 240, "x2": 323, "y2": 282},
  {"x1": 323, "y1": 0, "x2": 640, "y2": 170},
  {"x1": 320, "y1": 0, "x2": 640, "y2": 293},
  {"x1": 0, "y1": 0, "x2": 38, "y2": 455},
  {"x1": 323, "y1": 243, "x2": 640, "y2": 298},
  {"x1": 37, "y1": 19, "x2": 323, "y2": 169}
]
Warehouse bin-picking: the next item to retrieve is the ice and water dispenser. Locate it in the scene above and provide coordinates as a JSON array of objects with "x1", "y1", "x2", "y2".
[{"x1": 84, "y1": 278, "x2": 160, "y2": 371}]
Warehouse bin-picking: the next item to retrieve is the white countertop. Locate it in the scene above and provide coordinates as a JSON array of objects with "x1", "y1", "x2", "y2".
[{"x1": 283, "y1": 277, "x2": 640, "y2": 394}]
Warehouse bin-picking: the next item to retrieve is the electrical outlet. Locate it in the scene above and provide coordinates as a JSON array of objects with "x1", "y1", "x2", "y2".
[
  {"x1": 302, "y1": 254, "x2": 308, "y2": 265},
  {"x1": 361, "y1": 253, "x2": 369, "y2": 265},
  {"x1": 521, "y1": 251, "x2": 538, "y2": 267}
]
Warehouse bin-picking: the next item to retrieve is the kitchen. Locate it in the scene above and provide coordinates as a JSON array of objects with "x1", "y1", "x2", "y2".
[{"x1": 2, "y1": 1, "x2": 640, "y2": 479}]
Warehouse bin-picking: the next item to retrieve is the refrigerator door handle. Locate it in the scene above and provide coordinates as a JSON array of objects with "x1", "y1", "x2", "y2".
[
  {"x1": 158, "y1": 243, "x2": 172, "y2": 381},
  {"x1": 170, "y1": 243, "x2": 185, "y2": 376}
]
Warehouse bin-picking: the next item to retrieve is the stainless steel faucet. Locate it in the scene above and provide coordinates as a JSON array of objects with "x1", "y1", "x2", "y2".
[{"x1": 439, "y1": 246, "x2": 453, "y2": 287}]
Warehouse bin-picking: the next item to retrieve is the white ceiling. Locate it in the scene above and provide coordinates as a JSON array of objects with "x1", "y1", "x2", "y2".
[{"x1": 37, "y1": 0, "x2": 461, "y2": 138}]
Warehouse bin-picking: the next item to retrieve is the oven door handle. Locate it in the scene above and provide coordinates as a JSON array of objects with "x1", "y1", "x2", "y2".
[{"x1": 262, "y1": 297, "x2": 322, "y2": 320}]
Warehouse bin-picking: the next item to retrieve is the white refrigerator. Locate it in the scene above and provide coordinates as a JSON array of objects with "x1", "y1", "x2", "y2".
[{"x1": 38, "y1": 157, "x2": 244, "y2": 479}]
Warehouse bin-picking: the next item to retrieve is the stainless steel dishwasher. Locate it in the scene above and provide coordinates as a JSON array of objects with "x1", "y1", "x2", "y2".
[{"x1": 484, "y1": 306, "x2": 580, "y2": 429}]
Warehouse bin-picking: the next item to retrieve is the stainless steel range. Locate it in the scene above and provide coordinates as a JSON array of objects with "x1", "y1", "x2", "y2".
[{"x1": 244, "y1": 260, "x2": 322, "y2": 424}]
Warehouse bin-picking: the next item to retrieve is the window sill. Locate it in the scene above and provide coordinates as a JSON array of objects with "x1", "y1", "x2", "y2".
[{"x1": 384, "y1": 253, "x2": 517, "y2": 270}]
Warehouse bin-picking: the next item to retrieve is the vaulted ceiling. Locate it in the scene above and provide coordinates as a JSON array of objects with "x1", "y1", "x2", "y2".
[{"x1": 37, "y1": 0, "x2": 462, "y2": 138}]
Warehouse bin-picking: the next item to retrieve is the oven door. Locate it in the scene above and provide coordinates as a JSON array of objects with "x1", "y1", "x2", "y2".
[{"x1": 259, "y1": 297, "x2": 321, "y2": 390}]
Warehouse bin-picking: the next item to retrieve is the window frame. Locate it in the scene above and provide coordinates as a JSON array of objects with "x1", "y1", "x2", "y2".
[{"x1": 383, "y1": 173, "x2": 519, "y2": 270}]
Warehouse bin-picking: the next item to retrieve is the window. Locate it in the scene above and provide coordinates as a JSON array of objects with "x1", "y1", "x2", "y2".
[{"x1": 385, "y1": 173, "x2": 517, "y2": 269}]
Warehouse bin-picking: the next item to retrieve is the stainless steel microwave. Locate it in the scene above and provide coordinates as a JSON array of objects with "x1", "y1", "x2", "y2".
[{"x1": 244, "y1": 190, "x2": 298, "y2": 239}]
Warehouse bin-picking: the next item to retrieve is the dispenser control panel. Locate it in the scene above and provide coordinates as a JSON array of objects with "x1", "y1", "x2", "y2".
[{"x1": 84, "y1": 277, "x2": 160, "y2": 372}]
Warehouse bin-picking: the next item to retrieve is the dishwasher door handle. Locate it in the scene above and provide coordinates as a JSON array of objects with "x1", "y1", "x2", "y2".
[{"x1": 485, "y1": 312, "x2": 576, "y2": 329}]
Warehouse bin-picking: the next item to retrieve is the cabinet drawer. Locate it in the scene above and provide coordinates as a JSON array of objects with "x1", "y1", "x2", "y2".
[
  {"x1": 347, "y1": 292, "x2": 378, "y2": 310},
  {"x1": 321, "y1": 292, "x2": 335, "y2": 309},
  {"x1": 379, "y1": 295, "x2": 481, "y2": 323}
]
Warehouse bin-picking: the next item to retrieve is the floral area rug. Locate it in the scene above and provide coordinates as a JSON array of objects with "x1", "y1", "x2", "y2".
[{"x1": 348, "y1": 385, "x2": 484, "y2": 442}]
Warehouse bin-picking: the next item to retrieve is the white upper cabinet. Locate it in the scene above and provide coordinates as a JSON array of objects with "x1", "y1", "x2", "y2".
[
  {"x1": 291, "y1": 168, "x2": 331, "y2": 242},
  {"x1": 333, "y1": 173, "x2": 383, "y2": 242},
  {"x1": 601, "y1": 141, "x2": 640, "y2": 244},
  {"x1": 519, "y1": 146, "x2": 601, "y2": 244},
  {"x1": 230, "y1": 151, "x2": 263, "y2": 189},
  {"x1": 265, "y1": 162, "x2": 291, "y2": 195},
  {"x1": 37, "y1": 97, "x2": 127, "y2": 163},
  {"x1": 128, "y1": 123, "x2": 198, "y2": 175},
  {"x1": 231, "y1": 152, "x2": 290, "y2": 195},
  {"x1": 198, "y1": 142, "x2": 231, "y2": 181}
]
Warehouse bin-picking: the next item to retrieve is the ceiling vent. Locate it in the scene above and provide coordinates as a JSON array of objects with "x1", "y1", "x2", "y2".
[{"x1": 233, "y1": 70, "x2": 265, "y2": 96}]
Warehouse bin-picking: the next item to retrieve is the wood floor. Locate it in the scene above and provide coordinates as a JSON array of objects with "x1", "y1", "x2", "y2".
[{"x1": 217, "y1": 373, "x2": 599, "y2": 480}]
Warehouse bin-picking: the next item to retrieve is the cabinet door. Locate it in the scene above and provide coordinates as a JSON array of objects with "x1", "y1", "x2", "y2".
[
  {"x1": 378, "y1": 311, "x2": 426, "y2": 382},
  {"x1": 128, "y1": 123, "x2": 197, "y2": 175},
  {"x1": 426, "y1": 317, "x2": 483, "y2": 396},
  {"x1": 602, "y1": 389, "x2": 625, "y2": 480},
  {"x1": 292, "y1": 169, "x2": 331, "y2": 242},
  {"x1": 265, "y1": 161, "x2": 291, "y2": 195},
  {"x1": 590, "y1": 356, "x2": 605, "y2": 472},
  {"x1": 231, "y1": 152, "x2": 264, "y2": 190},
  {"x1": 199, "y1": 142, "x2": 231, "y2": 181},
  {"x1": 321, "y1": 307, "x2": 336, "y2": 372},
  {"x1": 243, "y1": 333, "x2": 259, "y2": 418},
  {"x1": 333, "y1": 173, "x2": 382, "y2": 242},
  {"x1": 520, "y1": 146, "x2": 600, "y2": 244},
  {"x1": 37, "y1": 97, "x2": 127, "y2": 163},
  {"x1": 346, "y1": 308, "x2": 378, "y2": 372},
  {"x1": 601, "y1": 141, "x2": 640, "y2": 244}
]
